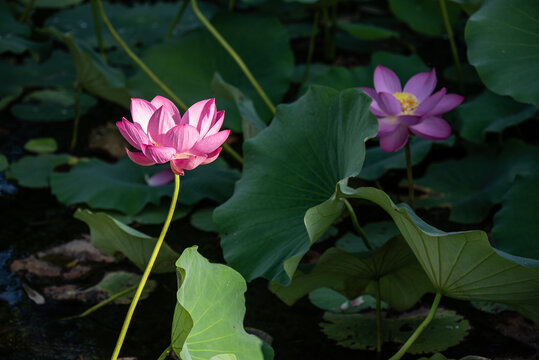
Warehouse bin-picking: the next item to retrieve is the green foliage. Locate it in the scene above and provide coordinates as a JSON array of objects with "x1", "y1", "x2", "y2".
[
  {"x1": 95, "y1": 271, "x2": 156, "y2": 304},
  {"x1": 191, "y1": 208, "x2": 217, "y2": 233},
  {"x1": 171, "y1": 247, "x2": 272, "y2": 360},
  {"x1": 74, "y1": 209, "x2": 178, "y2": 273},
  {"x1": 466, "y1": 0, "x2": 539, "y2": 107},
  {"x1": 214, "y1": 87, "x2": 378, "y2": 284},
  {"x1": 335, "y1": 221, "x2": 400, "y2": 253},
  {"x1": 6, "y1": 154, "x2": 75, "y2": 188},
  {"x1": 321, "y1": 309, "x2": 470, "y2": 353},
  {"x1": 24, "y1": 138, "x2": 58, "y2": 154},
  {"x1": 338, "y1": 22, "x2": 399, "y2": 40}
]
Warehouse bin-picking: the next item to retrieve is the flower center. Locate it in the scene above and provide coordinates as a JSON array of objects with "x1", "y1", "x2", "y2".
[{"x1": 393, "y1": 92, "x2": 418, "y2": 114}]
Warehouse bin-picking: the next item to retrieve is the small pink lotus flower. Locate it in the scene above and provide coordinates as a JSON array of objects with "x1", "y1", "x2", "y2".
[
  {"x1": 361, "y1": 65, "x2": 463, "y2": 152},
  {"x1": 117, "y1": 96, "x2": 230, "y2": 175}
]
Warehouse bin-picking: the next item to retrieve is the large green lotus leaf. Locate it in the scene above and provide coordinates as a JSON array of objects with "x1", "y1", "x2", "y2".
[
  {"x1": 128, "y1": 13, "x2": 294, "y2": 131},
  {"x1": 50, "y1": 158, "x2": 239, "y2": 216},
  {"x1": 414, "y1": 140, "x2": 539, "y2": 223},
  {"x1": 24, "y1": 138, "x2": 58, "y2": 154},
  {"x1": 335, "y1": 221, "x2": 400, "y2": 254},
  {"x1": 50, "y1": 30, "x2": 130, "y2": 108},
  {"x1": 46, "y1": 2, "x2": 218, "y2": 48},
  {"x1": 321, "y1": 309, "x2": 469, "y2": 354},
  {"x1": 323, "y1": 183, "x2": 539, "y2": 323},
  {"x1": 338, "y1": 21, "x2": 399, "y2": 40},
  {"x1": 388, "y1": 0, "x2": 461, "y2": 37},
  {"x1": 108, "y1": 202, "x2": 192, "y2": 225},
  {"x1": 6, "y1": 154, "x2": 76, "y2": 188},
  {"x1": 11, "y1": 88, "x2": 97, "y2": 122},
  {"x1": 492, "y1": 170, "x2": 539, "y2": 259},
  {"x1": 74, "y1": 209, "x2": 178, "y2": 273},
  {"x1": 456, "y1": 90, "x2": 537, "y2": 143},
  {"x1": 171, "y1": 246, "x2": 271, "y2": 360},
  {"x1": 466, "y1": 0, "x2": 539, "y2": 107},
  {"x1": 272, "y1": 237, "x2": 433, "y2": 311},
  {"x1": 214, "y1": 87, "x2": 377, "y2": 284}
]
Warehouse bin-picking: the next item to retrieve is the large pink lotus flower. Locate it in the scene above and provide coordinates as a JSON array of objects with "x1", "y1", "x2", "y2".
[
  {"x1": 117, "y1": 96, "x2": 230, "y2": 175},
  {"x1": 361, "y1": 65, "x2": 464, "y2": 152}
]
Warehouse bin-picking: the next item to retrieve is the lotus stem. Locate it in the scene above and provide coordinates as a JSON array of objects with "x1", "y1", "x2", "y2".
[
  {"x1": 439, "y1": 0, "x2": 464, "y2": 94},
  {"x1": 190, "y1": 0, "x2": 276, "y2": 115},
  {"x1": 64, "y1": 284, "x2": 138, "y2": 320},
  {"x1": 166, "y1": 0, "x2": 189, "y2": 39},
  {"x1": 301, "y1": 11, "x2": 319, "y2": 84},
  {"x1": 405, "y1": 142, "x2": 415, "y2": 210},
  {"x1": 111, "y1": 175, "x2": 180, "y2": 360},
  {"x1": 91, "y1": 0, "x2": 107, "y2": 62},
  {"x1": 375, "y1": 280, "x2": 382, "y2": 353},
  {"x1": 343, "y1": 198, "x2": 373, "y2": 251},
  {"x1": 157, "y1": 344, "x2": 172, "y2": 360},
  {"x1": 70, "y1": 85, "x2": 82, "y2": 152},
  {"x1": 19, "y1": 0, "x2": 35, "y2": 23},
  {"x1": 389, "y1": 292, "x2": 442, "y2": 360},
  {"x1": 95, "y1": 0, "x2": 188, "y2": 111}
]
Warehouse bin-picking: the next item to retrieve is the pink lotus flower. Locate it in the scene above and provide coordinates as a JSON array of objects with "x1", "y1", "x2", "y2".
[
  {"x1": 117, "y1": 96, "x2": 230, "y2": 175},
  {"x1": 361, "y1": 65, "x2": 464, "y2": 152}
]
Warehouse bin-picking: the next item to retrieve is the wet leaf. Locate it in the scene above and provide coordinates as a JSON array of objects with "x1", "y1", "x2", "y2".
[{"x1": 6, "y1": 154, "x2": 75, "y2": 188}]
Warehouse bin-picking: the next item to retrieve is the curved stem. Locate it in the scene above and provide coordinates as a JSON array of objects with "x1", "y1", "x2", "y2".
[
  {"x1": 95, "y1": 0, "x2": 188, "y2": 111},
  {"x1": 157, "y1": 344, "x2": 172, "y2": 360},
  {"x1": 405, "y1": 142, "x2": 415, "y2": 210},
  {"x1": 389, "y1": 292, "x2": 442, "y2": 360},
  {"x1": 375, "y1": 280, "x2": 382, "y2": 353},
  {"x1": 166, "y1": 0, "x2": 189, "y2": 40},
  {"x1": 301, "y1": 11, "x2": 319, "y2": 84},
  {"x1": 91, "y1": 0, "x2": 107, "y2": 62},
  {"x1": 111, "y1": 175, "x2": 181, "y2": 360},
  {"x1": 343, "y1": 198, "x2": 373, "y2": 251},
  {"x1": 64, "y1": 284, "x2": 138, "y2": 320},
  {"x1": 19, "y1": 0, "x2": 35, "y2": 23},
  {"x1": 70, "y1": 85, "x2": 82, "y2": 152},
  {"x1": 190, "y1": 0, "x2": 276, "y2": 115},
  {"x1": 439, "y1": 0, "x2": 464, "y2": 94}
]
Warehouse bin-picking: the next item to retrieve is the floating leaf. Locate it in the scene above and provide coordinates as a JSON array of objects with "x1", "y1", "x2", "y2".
[
  {"x1": 414, "y1": 140, "x2": 539, "y2": 223},
  {"x1": 471, "y1": 301, "x2": 512, "y2": 314},
  {"x1": 129, "y1": 13, "x2": 294, "y2": 131},
  {"x1": 321, "y1": 309, "x2": 470, "y2": 353},
  {"x1": 24, "y1": 138, "x2": 58, "y2": 154},
  {"x1": 466, "y1": 0, "x2": 539, "y2": 107},
  {"x1": 310, "y1": 289, "x2": 387, "y2": 313},
  {"x1": 388, "y1": 0, "x2": 461, "y2": 37},
  {"x1": 456, "y1": 90, "x2": 536, "y2": 143},
  {"x1": 171, "y1": 247, "x2": 271, "y2": 360},
  {"x1": 338, "y1": 21, "x2": 399, "y2": 40},
  {"x1": 11, "y1": 88, "x2": 97, "y2": 122},
  {"x1": 191, "y1": 208, "x2": 217, "y2": 233},
  {"x1": 74, "y1": 209, "x2": 178, "y2": 273},
  {"x1": 492, "y1": 170, "x2": 539, "y2": 259},
  {"x1": 6, "y1": 154, "x2": 75, "y2": 188},
  {"x1": 214, "y1": 87, "x2": 377, "y2": 284}
]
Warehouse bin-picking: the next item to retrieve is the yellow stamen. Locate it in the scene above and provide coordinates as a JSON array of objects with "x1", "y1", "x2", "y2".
[{"x1": 393, "y1": 92, "x2": 418, "y2": 114}]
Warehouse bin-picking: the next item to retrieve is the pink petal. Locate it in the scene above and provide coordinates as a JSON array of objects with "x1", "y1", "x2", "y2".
[
  {"x1": 146, "y1": 168, "x2": 174, "y2": 186},
  {"x1": 403, "y1": 68, "x2": 437, "y2": 102},
  {"x1": 163, "y1": 124, "x2": 200, "y2": 153},
  {"x1": 397, "y1": 115, "x2": 421, "y2": 126},
  {"x1": 425, "y1": 93, "x2": 464, "y2": 116},
  {"x1": 148, "y1": 106, "x2": 176, "y2": 145},
  {"x1": 378, "y1": 92, "x2": 402, "y2": 116},
  {"x1": 360, "y1": 87, "x2": 381, "y2": 103},
  {"x1": 126, "y1": 148, "x2": 156, "y2": 166},
  {"x1": 377, "y1": 117, "x2": 400, "y2": 137},
  {"x1": 409, "y1": 116, "x2": 451, "y2": 140},
  {"x1": 116, "y1": 118, "x2": 150, "y2": 150},
  {"x1": 190, "y1": 130, "x2": 231, "y2": 156},
  {"x1": 180, "y1": 98, "x2": 215, "y2": 131},
  {"x1": 200, "y1": 148, "x2": 222, "y2": 165},
  {"x1": 197, "y1": 98, "x2": 217, "y2": 137},
  {"x1": 170, "y1": 155, "x2": 208, "y2": 175},
  {"x1": 373, "y1": 65, "x2": 402, "y2": 94},
  {"x1": 151, "y1": 96, "x2": 181, "y2": 124},
  {"x1": 131, "y1": 98, "x2": 156, "y2": 132},
  {"x1": 141, "y1": 144, "x2": 176, "y2": 164},
  {"x1": 205, "y1": 110, "x2": 225, "y2": 137},
  {"x1": 379, "y1": 124, "x2": 409, "y2": 152},
  {"x1": 414, "y1": 88, "x2": 446, "y2": 116},
  {"x1": 370, "y1": 105, "x2": 385, "y2": 118}
]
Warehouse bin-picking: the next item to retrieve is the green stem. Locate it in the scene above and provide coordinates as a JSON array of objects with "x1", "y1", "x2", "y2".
[
  {"x1": 343, "y1": 198, "x2": 374, "y2": 251},
  {"x1": 389, "y1": 292, "x2": 442, "y2": 360},
  {"x1": 157, "y1": 344, "x2": 172, "y2": 360},
  {"x1": 91, "y1": 0, "x2": 107, "y2": 62},
  {"x1": 95, "y1": 0, "x2": 188, "y2": 111},
  {"x1": 70, "y1": 85, "x2": 82, "y2": 152},
  {"x1": 110, "y1": 175, "x2": 181, "y2": 360},
  {"x1": 190, "y1": 0, "x2": 275, "y2": 115},
  {"x1": 405, "y1": 142, "x2": 415, "y2": 210},
  {"x1": 375, "y1": 280, "x2": 382, "y2": 353},
  {"x1": 19, "y1": 0, "x2": 35, "y2": 23},
  {"x1": 301, "y1": 11, "x2": 319, "y2": 84},
  {"x1": 166, "y1": 0, "x2": 189, "y2": 40},
  {"x1": 439, "y1": 0, "x2": 464, "y2": 94},
  {"x1": 228, "y1": 0, "x2": 236, "y2": 12}
]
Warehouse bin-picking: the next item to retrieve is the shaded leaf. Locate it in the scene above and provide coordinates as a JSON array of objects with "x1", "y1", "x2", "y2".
[
  {"x1": 336, "y1": 221, "x2": 400, "y2": 253},
  {"x1": 24, "y1": 138, "x2": 58, "y2": 154},
  {"x1": 0, "y1": 154, "x2": 8, "y2": 172},
  {"x1": 95, "y1": 271, "x2": 156, "y2": 304},
  {"x1": 191, "y1": 208, "x2": 217, "y2": 233},
  {"x1": 338, "y1": 21, "x2": 398, "y2": 40},
  {"x1": 6, "y1": 154, "x2": 75, "y2": 188}
]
